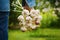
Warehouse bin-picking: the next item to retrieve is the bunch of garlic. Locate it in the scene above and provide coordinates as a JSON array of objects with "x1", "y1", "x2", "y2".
[{"x1": 17, "y1": 9, "x2": 42, "y2": 32}]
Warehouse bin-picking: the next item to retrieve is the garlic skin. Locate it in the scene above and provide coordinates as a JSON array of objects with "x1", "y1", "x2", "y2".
[
  {"x1": 22, "y1": 9, "x2": 30, "y2": 16},
  {"x1": 17, "y1": 15, "x2": 24, "y2": 21},
  {"x1": 26, "y1": 16, "x2": 32, "y2": 21},
  {"x1": 17, "y1": 9, "x2": 42, "y2": 31},
  {"x1": 30, "y1": 25, "x2": 37, "y2": 30},
  {"x1": 20, "y1": 27, "x2": 27, "y2": 32}
]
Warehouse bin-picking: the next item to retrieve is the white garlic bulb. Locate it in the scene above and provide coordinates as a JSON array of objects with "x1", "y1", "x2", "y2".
[{"x1": 20, "y1": 27, "x2": 27, "y2": 32}]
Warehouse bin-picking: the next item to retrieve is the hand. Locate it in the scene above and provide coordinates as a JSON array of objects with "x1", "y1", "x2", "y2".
[{"x1": 23, "y1": 5, "x2": 32, "y2": 11}]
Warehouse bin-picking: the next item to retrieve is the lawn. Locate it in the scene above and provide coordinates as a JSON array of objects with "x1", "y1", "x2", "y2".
[{"x1": 8, "y1": 28, "x2": 60, "y2": 40}]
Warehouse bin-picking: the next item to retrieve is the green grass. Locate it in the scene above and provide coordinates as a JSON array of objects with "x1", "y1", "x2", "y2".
[{"x1": 8, "y1": 28, "x2": 60, "y2": 40}]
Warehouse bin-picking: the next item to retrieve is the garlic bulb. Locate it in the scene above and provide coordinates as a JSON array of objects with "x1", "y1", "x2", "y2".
[
  {"x1": 20, "y1": 27, "x2": 27, "y2": 32},
  {"x1": 17, "y1": 9, "x2": 42, "y2": 31}
]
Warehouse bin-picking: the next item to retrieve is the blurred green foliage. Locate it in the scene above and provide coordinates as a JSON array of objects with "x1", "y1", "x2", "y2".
[{"x1": 41, "y1": 11, "x2": 58, "y2": 28}]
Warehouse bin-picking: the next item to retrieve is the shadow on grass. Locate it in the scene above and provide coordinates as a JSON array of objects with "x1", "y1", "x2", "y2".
[{"x1": 30, "y1": 34, "x2": 60, "y2": 40}]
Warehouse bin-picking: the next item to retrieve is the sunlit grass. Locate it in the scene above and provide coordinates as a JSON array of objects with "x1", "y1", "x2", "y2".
[{"x1": 8, "y1": 28, "x2": 60, "y2": 40}]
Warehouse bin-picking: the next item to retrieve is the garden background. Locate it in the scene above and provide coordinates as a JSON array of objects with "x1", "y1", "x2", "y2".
[{"x1": 9, "y1": 0, "x2": 60, "y2": 40}]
